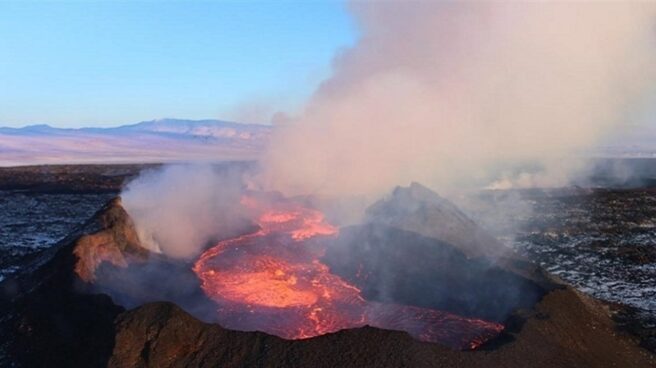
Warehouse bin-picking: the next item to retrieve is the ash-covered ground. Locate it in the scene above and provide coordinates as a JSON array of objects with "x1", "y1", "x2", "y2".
[{"x1": 1, "y1": 162, "x2": 655, "y2": 350}]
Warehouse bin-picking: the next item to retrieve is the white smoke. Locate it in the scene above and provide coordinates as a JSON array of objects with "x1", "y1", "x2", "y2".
[
  {"x1": 121, "y1": 2, "x2": 656, "y2": 258},
  {"x1": 121, "y1": 164, "x2": 246, "y2": 259},
  {"x1": 258, "y1": 1, "x2": 656, "y2": 199}
]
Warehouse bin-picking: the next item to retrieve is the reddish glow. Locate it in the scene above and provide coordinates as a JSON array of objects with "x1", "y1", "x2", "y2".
[{"x1": 193, "y1": 196, "x2": 503, "y2": 349}]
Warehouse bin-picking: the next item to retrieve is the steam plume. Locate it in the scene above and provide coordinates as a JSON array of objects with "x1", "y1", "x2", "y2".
[
  {"x1": 121, "y1": 164, "x2": 245, "y2": 258},
  {"x1": 120, "y1": 2, "x2": 656, "y2": 258},
  {"x1": 259, "y1": 2, "x2": 656, "y2": 198}
]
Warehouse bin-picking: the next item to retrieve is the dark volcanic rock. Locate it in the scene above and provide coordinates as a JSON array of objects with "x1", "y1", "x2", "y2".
[
  {"x1": 0, "y1": 198, "x2": 136, "y2": 367},
  {"x1": 366, "y1": 182, "x2": 507, "y2": 259},
  {"x1": 366, "y1": 183, "x2": 554, "y2": 289},
  {"x1": 499, "y1": 187, "x2": 656, "y2": 352},
  {"x1": 73, "y1": 198, "x2": 149, "y2": 282},
  {"x1": 108, "y1": 289, "x2": 655, "y2": 368},
  {"x1": 0, "y1": 164, "x2": 150, "y2": 193},
  {"x1": 1, "y1": 192, "x2": 655, "y2": 367},
  {"x1": 323, "y1": 224, "x2": 548, "y2": 322}
]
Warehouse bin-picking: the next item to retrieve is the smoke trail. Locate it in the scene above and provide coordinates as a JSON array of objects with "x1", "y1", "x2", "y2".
[{"x1": 259, "y1": 2, "x2": 656, "y2": 198}]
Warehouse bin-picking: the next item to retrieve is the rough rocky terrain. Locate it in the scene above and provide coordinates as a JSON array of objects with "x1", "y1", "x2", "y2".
[
  {"x1": 0, "y1": 164, "x2": 150, "y2": 193},
  {"x1": 1, "y1": 184, "x2": 655, "y2": 367},
  {"x1": 465, "y1": 187, "x2": 656, "y2": 352},
  {"x1": 0, "y1": 190, "x2": 114, "y2": 282},
  {"x1": 108, "y1": 288, "x2": 653, "y2": 368}
]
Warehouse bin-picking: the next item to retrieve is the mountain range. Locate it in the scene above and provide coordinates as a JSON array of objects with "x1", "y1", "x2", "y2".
[
  {"x1": 0, "y1": 119, "x2": 271, "y2": 166},
  {"x1": 1, "y1": 118, "x2": 655, "y2": 167}
]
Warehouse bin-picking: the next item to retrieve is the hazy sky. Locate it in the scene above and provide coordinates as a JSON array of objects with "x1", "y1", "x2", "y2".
[{"x1": 0, "y1": 1, "x2": 355, "y2": 128}]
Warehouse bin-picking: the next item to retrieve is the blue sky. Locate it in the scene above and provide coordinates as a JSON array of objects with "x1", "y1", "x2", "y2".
[{"x1": 0, "y1": 1, "x2": 356, "y2": 128}]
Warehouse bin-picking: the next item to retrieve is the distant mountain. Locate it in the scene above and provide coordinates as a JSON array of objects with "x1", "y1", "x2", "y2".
[
  {"x1": 0, "y1": 119, "x2": 271, "y2": 166},
  {"x1": 0, "y1": 118, "x2": 270, "y2": 139},
  {"x1": 3, "y1": 117, "x2": 654, "y2": 167}
]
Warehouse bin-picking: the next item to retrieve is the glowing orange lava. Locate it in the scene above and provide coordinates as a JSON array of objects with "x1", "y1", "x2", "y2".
[{"x1": 193, "y1": 196, "x2": 503, "y2": 349}]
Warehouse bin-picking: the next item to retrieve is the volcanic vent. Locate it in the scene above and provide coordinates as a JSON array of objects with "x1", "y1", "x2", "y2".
[{"x1": 191, "y1": 186, "x2": 544, "y2": 350}]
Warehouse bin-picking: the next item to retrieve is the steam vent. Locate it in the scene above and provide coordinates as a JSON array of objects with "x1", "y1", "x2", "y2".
[{"x1": 1, "y1": 184, "x2": 655, "y2": 368}]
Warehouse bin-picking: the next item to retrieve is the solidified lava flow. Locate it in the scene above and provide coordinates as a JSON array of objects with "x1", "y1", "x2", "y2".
[{"x1": 193, "y1": 196, "x2": 504, "y2": 349}]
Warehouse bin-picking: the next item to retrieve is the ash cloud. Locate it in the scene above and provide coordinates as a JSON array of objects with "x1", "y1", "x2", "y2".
[
  {"x1": 258, "y1": 2, "x2": 656, "y2": 199},
  {"x1": 121, "y1": 164, "x2": 247, "y2": 259}
]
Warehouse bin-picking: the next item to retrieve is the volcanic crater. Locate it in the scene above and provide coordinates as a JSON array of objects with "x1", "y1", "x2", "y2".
[{"x1": 1, "y1": 183, "x2": 654, "y2": 367}]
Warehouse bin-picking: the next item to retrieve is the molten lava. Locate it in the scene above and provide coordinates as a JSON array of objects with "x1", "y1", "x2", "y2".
[{"x1": 193, "y1": 197, "x2": 503, "y2": 349}]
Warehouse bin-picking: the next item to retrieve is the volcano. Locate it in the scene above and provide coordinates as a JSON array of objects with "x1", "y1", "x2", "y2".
[{"x1": 1, "y1": 184, "x2": 654, "y2": 368}]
